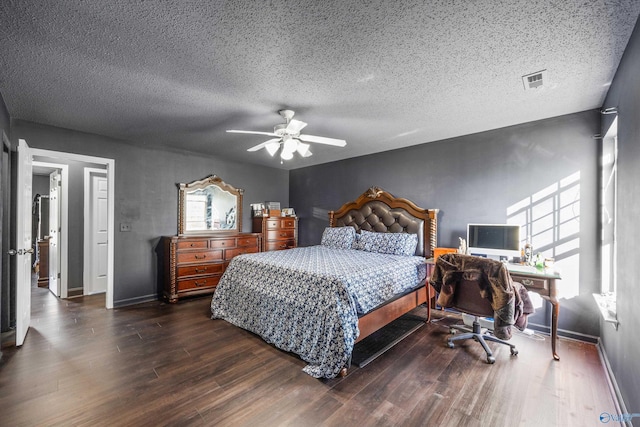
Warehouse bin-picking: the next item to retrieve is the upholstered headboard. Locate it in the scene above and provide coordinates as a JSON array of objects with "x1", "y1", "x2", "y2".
[{"x1": 328, "y1": 187, "x2": 438, "y2": 257}]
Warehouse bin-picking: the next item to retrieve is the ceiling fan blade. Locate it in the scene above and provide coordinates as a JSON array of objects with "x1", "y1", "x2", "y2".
[
  {"x1": 286, "y1": 119, "x2": 307, "y2": 134},
  {"x1": 298, "y1": 134, "x2": 347, "y2": 147},
  {"x1": 247, "y1": 138, "x2": 281, "y2": 152},
  {"x1": 227, "y1": 130, "x2": 279, "y2": 137}
]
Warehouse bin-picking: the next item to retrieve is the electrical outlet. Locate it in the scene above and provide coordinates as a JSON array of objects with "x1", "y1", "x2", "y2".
[{"x1": 120, "y1": 223, "x2": 131, "y2": 232}]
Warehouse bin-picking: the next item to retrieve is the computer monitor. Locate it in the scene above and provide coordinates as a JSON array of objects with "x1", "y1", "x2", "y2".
[{"x1": 467, "y1": 223, "x2": 521, "y2": 260}]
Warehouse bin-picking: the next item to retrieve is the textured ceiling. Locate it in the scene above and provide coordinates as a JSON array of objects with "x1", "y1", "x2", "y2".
[{"x1": 1, "y1": 1, "x2": 639, "y2": 170}]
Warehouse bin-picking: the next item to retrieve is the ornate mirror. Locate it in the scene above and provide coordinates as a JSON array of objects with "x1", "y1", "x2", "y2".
[{"x1": 178, "y1": 175, "x2": 243, "y2": 235}]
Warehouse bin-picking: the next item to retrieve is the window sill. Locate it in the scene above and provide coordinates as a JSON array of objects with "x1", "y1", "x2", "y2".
[{"x1": 592, "y1": 293, "x2": 618, "y2": 330}]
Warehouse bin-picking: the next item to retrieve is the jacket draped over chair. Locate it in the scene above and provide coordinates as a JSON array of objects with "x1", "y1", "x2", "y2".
[{"x1": 429, "y1": 253, "x2": 533, "y2": 340}]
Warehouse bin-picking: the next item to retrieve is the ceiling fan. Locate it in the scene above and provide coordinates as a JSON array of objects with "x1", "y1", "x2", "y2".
[{"x1": 226, "y1": 110, "x2": 346, "y2": 161}]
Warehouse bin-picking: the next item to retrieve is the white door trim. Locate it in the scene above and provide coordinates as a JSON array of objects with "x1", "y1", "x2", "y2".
[
  {"x1": 83, "y1": 168, "x2": 107, "y2": 295},
  {"x1": 30, "y1": 148, "x2": 115, "y2": 309},
  {"x1": 32, "y1": 161, "x2": 68, "y2": 298}
]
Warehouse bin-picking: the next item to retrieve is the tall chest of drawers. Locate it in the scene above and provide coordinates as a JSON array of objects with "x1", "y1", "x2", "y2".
[
  {"x1": 252, "y1": 216, "x2": 298, "y2": 251},
  {"x1": 162, "y1": 233, "x2": 261, "y2": 302}
]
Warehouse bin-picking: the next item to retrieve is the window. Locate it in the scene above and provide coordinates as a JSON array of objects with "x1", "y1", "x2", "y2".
[{"x1": 595, "y1": 116, "x2": 618, "y2": 327}]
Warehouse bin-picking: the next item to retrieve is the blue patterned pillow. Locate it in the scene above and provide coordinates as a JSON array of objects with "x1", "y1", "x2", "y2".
[
  {"x1": 321, "y1": 227, "x2": 356, "y2": 249},
  {"x1": 357, "y1": 230, "x2": 418, "y2": 256}
]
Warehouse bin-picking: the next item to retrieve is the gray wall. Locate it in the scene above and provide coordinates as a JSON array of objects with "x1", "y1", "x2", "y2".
[
  {"x1": 11, "y1": 120, "x2": 289, "y2": 306},
  {"x1": 600, "y1": 16, "x2": 640, "y2": 418},
  {"x1": 290, "y1": 110, "x2": 601, "y2": 339}
]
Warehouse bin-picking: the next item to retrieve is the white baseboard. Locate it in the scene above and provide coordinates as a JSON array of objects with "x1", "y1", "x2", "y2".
[{"x1": 597, "y1": 340, "x2": 632, "y2": 426}]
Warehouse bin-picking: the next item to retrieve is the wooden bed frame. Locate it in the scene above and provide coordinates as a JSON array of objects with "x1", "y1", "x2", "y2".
[{"x1": 329, "y1": 187, "x2": 438, "y2": 374}]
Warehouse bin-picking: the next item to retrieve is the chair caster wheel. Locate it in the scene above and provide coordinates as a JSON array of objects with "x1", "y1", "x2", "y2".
[
  {"x1": 449, "y1": 328, "x2": 456, "y2": 335},
  {"x1": 447, "y1": 341, "x2": 455, "y2": 348},
  {"x1": 511, "y1": 348, "x2": 518, "y2": 356},
  {"x1": 487, "y1": 356, "x2": 496, "y2": 364}
]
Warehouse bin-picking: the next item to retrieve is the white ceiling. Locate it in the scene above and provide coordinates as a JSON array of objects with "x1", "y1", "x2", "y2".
[{"x1": 1, "y1": 1, "x2": 639, "y2": 170}]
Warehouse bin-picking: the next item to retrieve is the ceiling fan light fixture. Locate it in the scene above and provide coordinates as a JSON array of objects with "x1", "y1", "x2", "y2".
[
  {"x1": 227, "y1": 109, "x2": 346, "y2": 162},
  {"x1": 274, "y1": 123, "x2": 287, "y2": 135},
  {"x1": 265, "y1": 141, "x2": 280, "y2": 156},
  {"x1": 282, "y1": 136, "x2": 297, "y2": 154}
]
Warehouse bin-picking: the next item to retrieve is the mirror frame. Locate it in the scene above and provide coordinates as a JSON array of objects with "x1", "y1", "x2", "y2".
[{"x1": 177, "y1": 175, "x2": 243, "y2": 235}]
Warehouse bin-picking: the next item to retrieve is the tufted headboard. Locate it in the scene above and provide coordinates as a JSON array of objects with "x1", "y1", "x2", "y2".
[{"x1": 328, "y1": 187, "x2": 438, "y2": 257}]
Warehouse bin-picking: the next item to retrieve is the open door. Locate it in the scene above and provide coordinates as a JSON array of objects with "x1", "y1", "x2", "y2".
[
  {"x1": 14, "y1": 139, "x2": 33, "y2": 346},
  {"x1": 48, "y1": 170, "x2": 61, "y2": 296}
]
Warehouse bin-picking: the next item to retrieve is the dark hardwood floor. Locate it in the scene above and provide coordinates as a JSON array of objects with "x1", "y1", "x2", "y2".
[{"x1": 0, "y1": 285, "x2": 621, "y2": 427}]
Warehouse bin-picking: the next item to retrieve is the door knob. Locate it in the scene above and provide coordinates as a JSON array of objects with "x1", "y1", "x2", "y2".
[{"x1": 7, "y1": 248, "x2": 34, "y2": 255}]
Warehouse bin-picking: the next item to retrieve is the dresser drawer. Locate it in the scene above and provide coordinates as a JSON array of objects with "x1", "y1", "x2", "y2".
[
  {"x1": 266, "y1": 229, "x2": 296, "y2": 240},
  {"x1": 177, "y1": 239, "x2": 208, "y2": 250},
  {"x1": 265, "y1": 239, "x2": 295, "y2": 251},
  {"x1": 177, "y1": 275, "x2": 221, "y2": 291},
  {"x1": 265, "y1": 219, "x2": 281, "y2": 229},
  {"x1": 281, "y1": 218, "x2": 296, "y2": 228},
  {"x1": 177, "y1": 263, "x2": 224, "y2": 277},
  {"x1": 513, "y1": 275, "x2": 547, "y2": 290},
  {"x1": 210, "y1": 238, "x2": 236, "y2": 249},
  {"x1": 226, "y1": 246, "x2": 260, "y2": 259},
  {"x1": 177, "y1": 250, "x2": 223, "y2": 264},
  {"x1": 237, "y1": 236, "x2": 259, "y2": 247}
]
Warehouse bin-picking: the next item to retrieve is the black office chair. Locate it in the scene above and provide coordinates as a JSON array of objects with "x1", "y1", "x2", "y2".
[{"x1": 431, "y1": 254, "x2": 518, "y2": 364}]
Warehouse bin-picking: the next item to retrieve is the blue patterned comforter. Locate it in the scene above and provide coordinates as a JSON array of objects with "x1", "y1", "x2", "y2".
[{"x1": 210, "y1": 245, "x2": 426, "y2": 378}]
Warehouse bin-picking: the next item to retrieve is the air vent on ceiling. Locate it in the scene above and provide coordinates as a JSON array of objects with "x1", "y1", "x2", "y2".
[{"x1": 522, "y1": 69, "x2": 547, "y2": 91}]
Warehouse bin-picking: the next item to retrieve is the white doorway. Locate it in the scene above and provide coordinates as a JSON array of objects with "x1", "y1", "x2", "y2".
[
  {"x1": 83, "y1": 168, "x2": 108, "y2": 295},
  {"x1": 32, "y1": 161, "x2": 67, "y2": 298},
  {"x1": 26, "y1": 147, "x2": 115, "y2": 308},
  {"x1": 16, "y1": 142, "x2": 114, "y2": 346}
]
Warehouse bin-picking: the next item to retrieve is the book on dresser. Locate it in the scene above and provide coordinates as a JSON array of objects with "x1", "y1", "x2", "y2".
[
  {"x1": 162, "y1": 233, "x2": 261, "y2": 303},
  {"x1": 252, "y1": 216, "x2": 298, "y2": 252}
]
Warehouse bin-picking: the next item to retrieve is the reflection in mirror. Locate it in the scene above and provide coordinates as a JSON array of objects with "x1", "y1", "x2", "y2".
[
  {"x1": 185, "y1": 186, "x2": 237, "y2": 231},
  {"x1": 178, "y1": 175, "x2": 243, "y2": 235}
]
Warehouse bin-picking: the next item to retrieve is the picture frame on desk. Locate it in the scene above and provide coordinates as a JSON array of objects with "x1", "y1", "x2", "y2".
[{"x1": 282, "y1": 208, "x2": 295, "y2": 217}]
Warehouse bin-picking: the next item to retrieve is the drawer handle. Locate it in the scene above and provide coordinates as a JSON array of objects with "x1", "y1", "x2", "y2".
[
  {"x1": 280, "y1": 233, "x2": 288, "y2": 237},
  {"x1": 195, "y1": 268, "x2": 207, "y2": 273},
  {"x1": 521, "y1": 279, "x2": 534, "y2": 287},
  {"x1": 194, "y1": 281, "x2": 206, "y2": 287},
  {"x1": 279, "y1": 244, "x2": 287, "y2": 248},
  {"x1": 195, "y1": 254, "x2": 206, "y2": 260}
]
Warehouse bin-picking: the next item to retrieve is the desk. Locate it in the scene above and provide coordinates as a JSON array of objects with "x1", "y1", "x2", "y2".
[
  {"x1": 506, "y1": 263, "x2": 561, "y2": 361},
  {"x1": 426, "y1": 260, "x2": 562, "y2": 361}
]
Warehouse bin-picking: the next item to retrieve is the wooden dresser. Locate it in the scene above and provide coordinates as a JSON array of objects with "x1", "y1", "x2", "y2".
[
  {"x1": 162, "y1": 233, "x2": 261, "y2": 303},
  {"x1": 252, "y1": 216, "x2": 298, "y2": 252},
  {"x1": 37, "y1": 240, "x2": 49, "y2": 287}
]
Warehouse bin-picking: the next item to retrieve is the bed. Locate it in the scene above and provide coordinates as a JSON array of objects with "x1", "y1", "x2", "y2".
[{"x1": 210, "y1": 187, "x2": 438, "y2": 378}]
